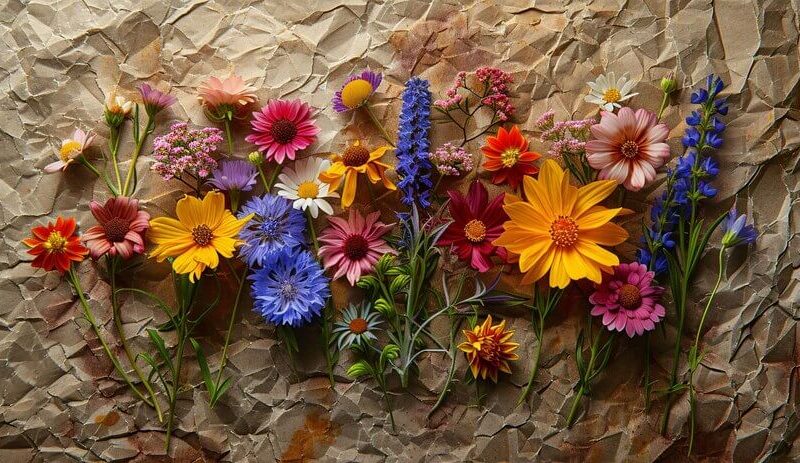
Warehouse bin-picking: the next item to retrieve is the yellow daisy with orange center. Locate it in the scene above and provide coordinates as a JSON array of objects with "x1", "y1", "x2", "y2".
[{"x1": 458, "y1": 315, "x2": 519, "y2": 383}]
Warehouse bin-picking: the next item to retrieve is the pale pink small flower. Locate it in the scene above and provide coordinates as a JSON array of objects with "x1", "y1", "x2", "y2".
[
  {"x1": 44, "y1": 129, "x2": 95, "y2": 173},
  {"x1": 318, "y1": 209, "x2": 394, "y2": 286},
  {"x1": 585, "y1": 107, "x2": 670, "y2": 191},
  {"x1": 589, "y1": 262, "x2": 666, "y2": 337},
  {"x1": 82, "y1": 197, "x2": 150, "y2": 260},
  {"x1": 198, "y1": 74, "x2": 258, "y2": 116}
]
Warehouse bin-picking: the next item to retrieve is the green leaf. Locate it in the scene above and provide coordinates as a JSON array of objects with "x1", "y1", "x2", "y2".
[
  {"x1": 356, "y1": 275, "x2": 379, "y2": 290},
  {"x1": 210, "y1": 377, "x2": 233, "y2": 407},
  {"x1": 190, "y1": 338, "x2": 216, "y2": 399},
  {"x1": 389, "y1": 274, "x2": 411, "y2": 294},
  {"x1": 346, "y1": 360, "x2": 372, "y2": 379},
  {"x1": 147, "y1": 328, "x2": 175, "y2": 378}
]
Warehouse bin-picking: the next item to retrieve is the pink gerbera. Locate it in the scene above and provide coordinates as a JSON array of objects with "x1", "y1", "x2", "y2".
[
  {"x1": 318, "y1": 209, "x2": 394, "y2": 286},
  {"x1": 245, "y1": 99, "x2": 320, "y2": 164},
  {"x1": 82, "y1": 197, "x2": 150, "y2": 260},
  {"x1": 198, "y1": 74, "x2": 257, "y2": 117},
  {"x1": 589, "y1": 262, "x2": 666, "y2": 337},
  {"x1": 585, "y1": 107, "x2": 670, "y2": 191}
]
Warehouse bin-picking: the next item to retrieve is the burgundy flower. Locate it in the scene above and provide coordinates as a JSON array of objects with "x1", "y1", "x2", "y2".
[{"x1": 82, "y1": 197, "x2": 150, "y2": 260}]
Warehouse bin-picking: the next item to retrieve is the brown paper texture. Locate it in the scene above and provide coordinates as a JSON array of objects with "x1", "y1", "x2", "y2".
[{"x1": 1, "y1": 1, "x2": 798, "y2": 461}]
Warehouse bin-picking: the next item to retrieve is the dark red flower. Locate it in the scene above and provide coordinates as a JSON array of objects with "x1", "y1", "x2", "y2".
[
  {"x1": 438, "y1": 181, "x2": 508, "y2": 272},
  {"x1": 23, "y1": 216, "x2": 88, "y2": 273}
]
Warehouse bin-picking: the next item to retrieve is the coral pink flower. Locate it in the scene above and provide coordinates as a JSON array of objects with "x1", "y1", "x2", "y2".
[
  {"x1": 438, "y1": 181, "x2": 508, "y2": 272},
  {"x1": 82, "y1": 197, "x2": 150, "y2": 260},
  {"x1": 585, "y1": 107, "x2": 670, "y2": 191},
  {"x1": 318, "y1": 209, "x2": 394, "y2": 285},
  {"x1": 245, "y1": 99, "x2": 320, "y2": 164},
  {"x1": 198, "y1": 74, "x2": 257, "y2": 117},
  {"x1": 589, "y1": 262, "x2": 666, "y2": 337}
]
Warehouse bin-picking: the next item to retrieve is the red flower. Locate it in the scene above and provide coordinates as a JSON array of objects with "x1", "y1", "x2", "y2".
[
  {"x1": 481, "y1": 125, "x2": 540, "y2": 189},
  {"x1": 23, "y1": 216, "x2": 88, "y2": 273},
  {"x1": 438, "y1": 181, "x2": 508, "y2": 272},
  {"x1": 82, "y1": 197, "x2": 150, "y2": 260}
]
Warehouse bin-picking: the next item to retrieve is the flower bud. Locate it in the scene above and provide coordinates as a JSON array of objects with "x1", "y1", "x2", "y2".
[
  {"x1": 660, "y1": 73, "x2": 677, "y2": 94},
  {"x1": 247, "y1": 151, "x2": 263, "y2": 165}
]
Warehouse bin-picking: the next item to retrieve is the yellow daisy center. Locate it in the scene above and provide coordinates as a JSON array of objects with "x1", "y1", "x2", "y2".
[
  {"x1": 342, "y1": 145, "x2": 371, "y2": 167},
  {"x1": 44, "y1": 231, "x2": 66, "y2": 251},
  {"x1": 500, "y1": 148, "x2": 520, "y2": 167},
  {"x1": 549, "y1": 216, "x2": 578, "y2": 247},
  {"x1": 191, "y1": 224, "x2": 213, "y2": 246},
  {"x1": 620, "y1": 140, "x2": 639, "y2": 158},
  {"x1": 59, "y1": 140, "x2": 82, "y2": 162},
  {"x1": 464, "y1": 219, "x2": 487, "y2": 243},
  {"x1": 618, "y1": 283, "x2": 642, "y2": 309},
  {"x1": 297, "y1": 181, "x2": 319, "y2": 199},
  {"x1": 602, "y1": 87, "x2": 622, "y2": 103},
  {"x1": 348, "y1": 317, "x2": 368, "y2": 334},
  {"x1": 341, "y1": 79, "x2": 373, "y2": 109}
]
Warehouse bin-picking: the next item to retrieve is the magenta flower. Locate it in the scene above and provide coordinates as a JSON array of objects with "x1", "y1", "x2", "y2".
[
  {"x1": 82, "y1": 197, "x2": 150, "y2": 260},
  {"x1": 138, "y1": 83, "x2": 177, "y2": 116},
  {"x1": 589, "y1": 262, "x2": 666, "y2": 337},
  {"x1": 318, "y1": 209, "x2": 394, "y2": 286},
  {"x1": 245, "y1": 99, "x2": 320, "y2": 164}
]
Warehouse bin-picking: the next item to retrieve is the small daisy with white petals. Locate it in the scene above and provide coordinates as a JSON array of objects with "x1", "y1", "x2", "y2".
[
  {"x1": 274, "y1": 157, "x2": 339, "y2": 218},
  {"x1": 585, "y1": 72, "x2": 638, "y2": 111}
]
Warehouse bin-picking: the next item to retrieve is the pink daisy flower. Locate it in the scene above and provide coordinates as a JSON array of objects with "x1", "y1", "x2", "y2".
[
  {"x1": 318, "y1": 209, "x2": 394, "y2": 286},
  {"x1": 585, "y1": 107, "x2": 670, "y2": 191},
  {"x1": 245, "y1": 99, "x2": 320, "y2": 164},
  {"x1": 589, "y1": 262, "x2": 666, "y2": 337},
  {"x1": 198, "y1": 74, "x2": 257, "y2": 117},
  {"x1": 44, "y1": 128, "x2": 95, "y2": 173},
  {"x1": 82, "y1": 196, "x2": 150, "y2": 260}
]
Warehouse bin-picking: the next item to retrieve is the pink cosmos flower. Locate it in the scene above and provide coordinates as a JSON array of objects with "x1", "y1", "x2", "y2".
[
  {"x1": 82, "y1": 197, "x2": 150, "y2": 260},
  {"x1": 589, "y1": 262, "x2": 666, "y2": 337},
  {"x1": 245, "y1": 99, "x2": 320, "y2": 164},
  {"x1": 585, "y1": 107, "x2": 670, "y2": 191},
  {"x1": 198, "y1": 74, "x2": 257, "y2": 116},
  {"x1": 318, "y1": 209, "x2": 394, "y2": 286},
  {"x1": 44, "y1": 129, "x2": 95, "y2": 173},
  {"x1": 137, "y1": 83, "x2": 177, "y2": 116}
]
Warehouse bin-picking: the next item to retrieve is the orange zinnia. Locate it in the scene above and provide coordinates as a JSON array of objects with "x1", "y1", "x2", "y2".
[
  {"x1": 318, "y1": 140, "x2": 396, "y2": 208},
  {"x1": 493, "y1": 160, "x2": 628, "y2": 288},
  {"x1": 481, "y1": 125, "x2": 540, "y2": 189},
  {"x1": 24, "y1": 216, "x2": 89, "y2": 273},
  {"x1": 458, "y1": 315, "x2": 519, "y2": 383}
]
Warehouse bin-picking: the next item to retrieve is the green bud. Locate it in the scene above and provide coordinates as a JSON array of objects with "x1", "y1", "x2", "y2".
[
  {"x1": 247, "y1": 151, "x2": 263, "y2": 165},
  {"x1": 660, "y1": 73, "x2": 677, "y2": 94},
  {"x1": 389, "y1": 274, "x2": 410, "y2": 294}
]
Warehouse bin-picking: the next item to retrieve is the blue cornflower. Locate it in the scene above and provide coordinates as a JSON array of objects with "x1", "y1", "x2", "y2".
[
  {"x1": 249, "y1": 249, "x2": 330, "y2": 327},
  {"x1": 721, "y1": 209, "x2": 757, "y2": 248},
  {"x1": 395, "y1": 77, "x2": 434, "y2": 209},
  {"x1": 238, "y1": 194, "x2": 306, "y2": 268},
  {"x1": 682, "y1": 127, "x2": 701, "y2": 147}
]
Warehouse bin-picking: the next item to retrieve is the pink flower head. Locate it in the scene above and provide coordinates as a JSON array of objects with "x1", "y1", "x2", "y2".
[
  {"x1": 245, "y1": 99, "x2": 320, "y2": 164},
  {"x1": 589, "y1": 262, "x2": 666, "y2": 337},
  {"x1": 198, "y1": 74, "x2": 257, "y2": 117},
  {"x1": 137, "y1": 83, "x2": 177, "y2": 116},
  {"x1": 44, "y1": 128, "x2": 95, "y2": 173},
  {"x1": 585, "y1": 107, "x2": 670, "y2": 191},
  {"x1": 318, "y1": 209, "x2": 394, "y2": 286},
  {"x1": 151, "y1": 122, "x2": 222, "y2": 181},
  {"x1": 82, "y1": 197, "x2": 150, "y2": 260}
]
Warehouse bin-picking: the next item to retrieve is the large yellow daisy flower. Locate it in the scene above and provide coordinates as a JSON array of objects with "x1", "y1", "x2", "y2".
[
  {"x1": 494, "y1": 159, "x2": 628, "y2": 289},
  {"x1": 318, "y1": 140, "x2": 396, "y2": 208},
  {"x1": 149, "y1": 191, "x2": 253, "y2": 282}
]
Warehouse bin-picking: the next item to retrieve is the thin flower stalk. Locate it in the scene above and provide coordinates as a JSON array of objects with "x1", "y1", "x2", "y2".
[{"x1": 516, "y1": 285, "x2": 562, "y2": 406}]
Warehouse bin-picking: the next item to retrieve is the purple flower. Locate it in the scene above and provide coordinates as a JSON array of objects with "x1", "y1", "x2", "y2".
[
  {"x1": 331, "y1": 69, "x2": 382, "y2": 113},
  {"x1": 721, "y1": 209, "x2": 757, "y2": 248},
  {"x1": 138, "y1": 84, "x2": 177, "y2": 116},
  {"x1": 207, "y1": 159, "x2": 258, "y2": 192}
]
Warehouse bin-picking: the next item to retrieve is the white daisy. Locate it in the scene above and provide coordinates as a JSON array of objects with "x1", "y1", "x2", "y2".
[
  {"x1": 274, "y1": 156, "x2": 339, "y2": 218},
  {"x1": 584, "y1": 71, "x2": 638, "y2": 111}
]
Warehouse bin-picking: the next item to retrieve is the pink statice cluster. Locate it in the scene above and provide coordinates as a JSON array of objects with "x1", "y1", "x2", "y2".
[
  {"x1": 151, "y1": 122, "x2": 223, "y2": 180},
  {"x1": 434, "y1": 71, "x2": 467, "y2": 109},
  {"x1": 475, "y1": 67, "x2": 514, "y2": 121},
  {"x1": 535, "y1": 110, "x2": 594, "y2": 159},
  {"x1": 429, "y1": 143, "x2": 474, "y2": 176}
]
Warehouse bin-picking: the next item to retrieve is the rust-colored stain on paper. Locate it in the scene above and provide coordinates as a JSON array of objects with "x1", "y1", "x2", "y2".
[
  {"x1": 94, "y1": 411, "x2": 120, "y2": 426},
  {"x1": 280, "y1": 411, "x2": 340, "y2": 462}
]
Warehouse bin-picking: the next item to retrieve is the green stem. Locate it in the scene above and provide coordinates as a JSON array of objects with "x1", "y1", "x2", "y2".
[
  {"x1": 122, "y1": 116, "x2": 155, "y2": 197},
  {"x1": 657, "y1": 92, "x2": 670, "y2": 121},
  {"x1": 266, "y1": 163, "x2": 283, "y2": 190},
  {"x1": 212, "y1": 263, "x2": 247, "y2": 394},
  {"x1": 223, "y1": 117, "x2": 234, "y2": 155},
  {"x1": 109, "y1": 258, "x2": 163, "y2": 422},
  {"x1": 566, "y1": 328, "x2": 603, "y2": 427},
  {"x1": 306, "y1": 211, "x2": 336, "y2": 386},
  {"x1": 256, "y1": 163, "x2": 270, "y2": 191},
  {"x1": 363, "y1": 103, "x2": 395, "y2": 147},
  {"x1": 643, "y1": 333, "x2": 652, "y2": 411},
  {"x1": 516, "y1": 309, "x2": 546, "y2": 407},
  {"x1": 78, "y1": 156, "x2": 119, "y2": 196},
  {"x1": 109, "y1": 126, "x2": 123, "y2": 192}
]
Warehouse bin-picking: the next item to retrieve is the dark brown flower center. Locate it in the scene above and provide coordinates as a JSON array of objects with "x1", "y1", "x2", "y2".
[
  {"x1": 343, "y1": 234, "x2": 369, "y2": 260},
  {"x1": 464, "y1": 219, "x2": 487, "y2": 243},
  {"x1": 342, "y1": 145, "x2": 370, "y2": 167},
  {"x1": 620, "y1": 140, "x2": 639, "y2": 158},
  {"x1": 476, "y1": 337, "x2": 501, "y2": 365},
  {"x1": 270, "y1": 119, "x2": 298, "y2": 145},
  {"x1": 104, "y1": 217, "x2": 130, "y2": 242},
  {"x1": 348, "y1": 317, "x2": 368, "y2": 334},
  {"x1": 191, "y1": 224, "x2": 213, "y2": 246},
  {"x1": 549, "y1": 216, "x2": 578, "y2": 247},
  {"x1": 618, "y1": 283, "x2": 642, "y2": 309}
]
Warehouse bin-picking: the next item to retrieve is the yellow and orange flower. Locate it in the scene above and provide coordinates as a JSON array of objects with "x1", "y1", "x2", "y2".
[
  {"x1": 148, "y1": 191, "x2": 252, "y2": 282},
  {"x1": 318, "y1": 140, "x2": 396, "y2": 208},
  {"x1": 24, "y1": 216, "x2": 89, "y2": 274},
  {"x1": 458, "y1": 315, "x2": 519, "y2": 383},
  {"x1": 481, "y1": 125, "x2": 540, "y2": 190},
  {"x1": 493, "y1": 159, "x2": 628, "y2": 289}
]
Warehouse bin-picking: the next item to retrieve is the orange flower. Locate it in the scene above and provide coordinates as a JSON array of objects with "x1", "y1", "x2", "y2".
[
  {"x1": 24, "y1": 216, "x2": 89, "y2": 273},
  {"x1": 481, "y1": 125, "x2": 540, "y2": 189},
  {"x1": 318, "y1": 140, "x2": 396, "y2": 208},
  {"x1": 458, "y1": 315, "x2": 519, "y2": 382}
]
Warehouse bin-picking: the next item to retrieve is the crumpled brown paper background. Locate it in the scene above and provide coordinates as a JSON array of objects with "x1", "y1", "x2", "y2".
[{"x1": 1, "y1": 0, "x2": 798, "y2": 461}]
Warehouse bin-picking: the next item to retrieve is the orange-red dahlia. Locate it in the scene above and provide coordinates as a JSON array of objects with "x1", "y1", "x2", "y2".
[
  {"x1": 481, "y1": 125, "x2": 540, "y2": 189},
  {"x1": 458, "y1": 315, "x2": 519, "y2": 382},
  {"x1": 23, "y1": 216, "x2": 89, "y2": 273}
]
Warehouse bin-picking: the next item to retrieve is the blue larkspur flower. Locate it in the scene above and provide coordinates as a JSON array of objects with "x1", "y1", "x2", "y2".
[
  {"x1": 250, "y1": 249, "x2": 330, "y2": 327},
  {"x1": 721, "y1": 209, "x2": 757, "y2": 248},
  {"x1": 237, "y1": 194, "x2": 306, "y2": 268},
  {"x1": 395, "y1": 77, "x2": 434, "y2": 209}
]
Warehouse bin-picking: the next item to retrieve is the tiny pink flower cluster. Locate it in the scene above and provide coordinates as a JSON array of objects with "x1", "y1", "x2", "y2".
[
  {"x1": 475, "y1": 67, "x2": 514, "y2": 121},
  {"x1": 536, "y1": 110, "x2": 594, "y2": 159},
  {"x1": 433, "y1": 71, "x2": 467, "y2": 108},
  {"x1": 151, "y1": 122, "x2": 223, "y2": 180},
  {"x1": 429, "y1": 143, "x2": 474, "y2": 176}
]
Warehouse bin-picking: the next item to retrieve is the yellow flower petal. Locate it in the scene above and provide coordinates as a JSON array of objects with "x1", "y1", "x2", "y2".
[
  {"x1": 576, "y1": 207, "x2": 623, "y2": 230},
  {"x1": 341, "y1": 169, "x2": 358, "y2": 208},
  {"x1": 573, "y1": 179, "x2": 619, "y2": 217},
  {"x1": 175, "y1": 195, "x2": 205, "y2": 229}
]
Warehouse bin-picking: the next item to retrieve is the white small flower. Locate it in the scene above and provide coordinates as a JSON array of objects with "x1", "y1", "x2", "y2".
[
  {"x1": 274, "y1": 157, "x2": 339, "y2": 218},
  {"x1": 105, "y1": 92, "x2": 133, "y2": 115},
  {"x1": 585, "y1": 71, "x2": 638, "y2": 111}
]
